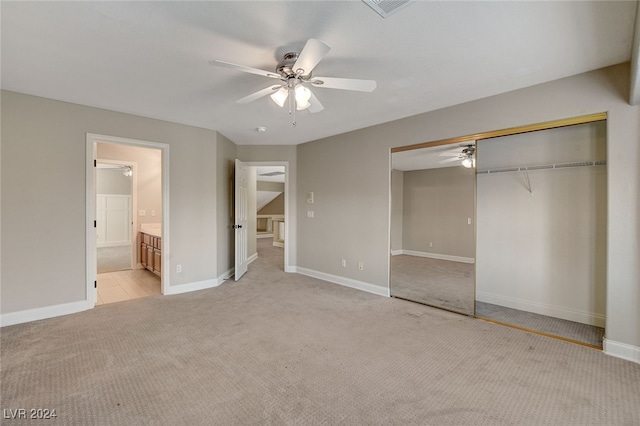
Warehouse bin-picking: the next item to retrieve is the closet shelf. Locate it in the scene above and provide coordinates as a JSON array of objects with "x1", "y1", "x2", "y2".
[{"x1": 477, "y1": 160, "x2": 606, "y2": 175}]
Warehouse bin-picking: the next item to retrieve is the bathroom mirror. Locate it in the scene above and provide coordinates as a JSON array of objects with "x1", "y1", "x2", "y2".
[{"x1": 390, "y1": 142, "x2": 476, "y2": 315}]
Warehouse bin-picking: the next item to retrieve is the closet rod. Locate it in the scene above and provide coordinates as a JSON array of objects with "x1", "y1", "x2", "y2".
[{"x1": 477, "y1": 160, "x2": 606, "y2": 175}]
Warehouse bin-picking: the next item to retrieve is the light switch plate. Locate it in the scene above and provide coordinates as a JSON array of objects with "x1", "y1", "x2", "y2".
[{"x1": 307, "y1": 192, "x2": 314, "y2": 204}]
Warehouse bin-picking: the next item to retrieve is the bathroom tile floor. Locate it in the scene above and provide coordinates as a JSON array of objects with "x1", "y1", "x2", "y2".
[{"x1": 96, "y1": 269, "x2": 161, "y2": 305}]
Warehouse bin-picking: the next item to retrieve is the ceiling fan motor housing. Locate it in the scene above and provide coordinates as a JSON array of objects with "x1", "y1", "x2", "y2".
[{"x1": 276, "y1": 52, "x2": 311, "y2": 80}]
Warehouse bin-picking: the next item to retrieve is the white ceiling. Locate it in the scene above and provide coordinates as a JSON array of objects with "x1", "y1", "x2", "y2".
[
  {"x1": 393, "y1": 142, "x2": 475, "y2": 171},
  {"x1": 2, "y1": 1, "x2": 638, "y2": 146}
]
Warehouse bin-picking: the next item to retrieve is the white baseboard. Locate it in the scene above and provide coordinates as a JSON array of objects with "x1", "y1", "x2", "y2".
[
  {"x1": 604, "y1": 339, "x2": 640, "y2": 364},
  {"x1": 164, "y1": 279, "x2": 221, "y2": 295},
  {"x1": 97, "y1": 241, "x2": 131, "y2": 248},
  {"x1": 1, "y1": 300, "x2": 90, "y2": 327},
  {"x1": 247, "y1": 252, "x2": 258, "y2": 264},
  {"x1": 257, "y1": 234, "x2": 273, "y2": 239},
  {"x1": 273, "y1": 242, "x2": 284, "y2": 248},
  {"x1": 390, "y1": 249, "x2": 402, "y2": 256},
  {"x1": 293, "y1": 267, "x2": 389, "y2": 297},
  {"x1": 218, "y1": 267, "x2": 234, "y2": 283},
  {"x1": 400, "y1": 249, "x2": 475, "y2": 264},
  {"x1": 476, "y1": 291, "x2": 605, "y2": 327}
]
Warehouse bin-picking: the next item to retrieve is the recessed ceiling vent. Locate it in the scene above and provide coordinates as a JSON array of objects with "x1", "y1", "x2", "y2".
[{"x1": 362, "y1": 0, "x2": 414, "y2": 18}]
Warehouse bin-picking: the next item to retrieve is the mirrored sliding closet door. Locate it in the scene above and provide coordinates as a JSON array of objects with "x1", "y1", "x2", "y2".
[{"x1": 390, "y1": 143, "x2": 476, "y2": 315}]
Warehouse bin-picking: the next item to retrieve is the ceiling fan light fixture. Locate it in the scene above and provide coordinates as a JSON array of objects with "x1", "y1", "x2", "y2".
[
  {"x1": 461, "y1": 157, "x2": 475, "y2": 168},
  {"x1": 296, "y1": 100, "x2": 311, "y2": 111},
  {"x1": 295, "y1": 85, "x2": 311, "y2": 103},
  {"x1": 270, "y1": 87, "x2": 288, "y2": 107}
]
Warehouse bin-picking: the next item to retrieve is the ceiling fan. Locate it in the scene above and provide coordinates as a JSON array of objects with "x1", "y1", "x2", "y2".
[
  {"x1": 439, "y1": 142, "x2": 476, "y2": 168},
  {"x1": 211, "y1": 39, "x2": 377, "y2": 126}
]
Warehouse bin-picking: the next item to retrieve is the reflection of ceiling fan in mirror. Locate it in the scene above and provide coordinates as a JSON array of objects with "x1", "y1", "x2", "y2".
[
  {"x1": 211, "y1": 39, "x2": 376, "y2": 126},
  {"x1": 438, "y1": 142, "x2": 476, "y2": 168}
]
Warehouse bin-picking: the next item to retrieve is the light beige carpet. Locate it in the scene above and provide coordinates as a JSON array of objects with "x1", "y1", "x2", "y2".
[
  {"x1": 476, "y1": 301, "x2": 605, "y2": 348},
  {"x1": 2, "y1": 242, "x2": 639, "y2": 425}
]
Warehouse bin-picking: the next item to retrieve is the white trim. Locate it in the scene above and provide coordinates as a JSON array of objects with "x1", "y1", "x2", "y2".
[
  {"x1": 476, "y1": 291, "x2": 606, "y2": 327},
  {"x1": 164, "y1": 279, "x2": 220, "y2": 296},
  {"x1": 1, "y1": 301, "x2": 90, "y2": 327},
  {"x1": 86, "y1": 133, "x2": 170, "y2": 309},
  {"x1": 401, "y1": 249, "x2": 475, "y2": 264},
  {"x1": 293, "y1": 267, "x2": 390, "y2": 297},
  {"x1": 257, "y1": 233, "x2": 274, "y2": 239},
  {"x1": 218, "y1": 267, "x2": 234, "y2": 283},
  {"x1": 247, "y1": 252, "x2": 258, "y2": 265},
  {"x1": 97, "y1": 242, "x2": 131, "y2": 248},
  {"x1": 272, "y1": 241, "x2": 284, "y2": 248},
  {"x1": 603, "y1": 339, "x2": 640, "y2": 364},
  {"x1": 390, "y1": 249, "x2": 403, "y2": 256}
]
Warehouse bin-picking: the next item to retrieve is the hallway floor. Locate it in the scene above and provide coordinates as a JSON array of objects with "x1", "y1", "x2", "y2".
[{"x1": 96, "y1": 269, "x2": 161, "y2": 305}]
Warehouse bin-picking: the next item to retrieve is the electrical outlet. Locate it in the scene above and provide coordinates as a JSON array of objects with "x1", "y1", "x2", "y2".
[
  {"x1": 341, "y1": 259, "x2": 346, "y2": 268},
  {"x1": 358, "y1": 262, "x2": 364, "y2": 271},
  {"x1": 307, "y1": 211, "x2": 314, "y2": 218},
  {"x1": 468, "y1": 217, "x2": 472, "y2": 225},
  {"x1": 429, "y1": 242, "x2": 433, "y2": 248},
  {"x1": 176, "y1": 264, "x2": 182, "y2": 273}
]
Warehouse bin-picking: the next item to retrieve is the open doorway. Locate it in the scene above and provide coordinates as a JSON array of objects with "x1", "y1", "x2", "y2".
[
  {"x1": 96, "y1": 160, "x2": 135, "y2": 274},
  {"x1": 234, "y1": 161, "x2": 289, "y2": 280},
  {"x1": 254, "y1": 165, "x2": 286, "y2": 269},
  {"x1": 87, "y1": 134, "x2": 169, "y2": 307}
]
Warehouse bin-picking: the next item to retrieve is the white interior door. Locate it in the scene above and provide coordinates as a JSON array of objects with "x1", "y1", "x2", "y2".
[{"x1": 234, "y1": 159, "x2": 249, "y2": 280}]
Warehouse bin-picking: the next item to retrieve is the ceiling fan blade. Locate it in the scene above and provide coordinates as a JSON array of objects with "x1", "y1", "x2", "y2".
[
  {"x1": 308, "y1": 90, "x2": 324, "y2": 113},
  {"x1": 293, "y1": 39, "x2": 331, "y2": 76},
  {"x1": 438, "y1": 157, "x2": 461, "y2": 164},
  {"x1": 439, "y1": 151, "x2": 462, "y2": 157},
  {"x1": 211, "y1": 60, "x2": 281, "y2": 79},
  {"x1": 236, "y1": 85, "x2": 282, "y2": 104},
  {"x1": 310, "y1": 76, "x2": 376, "y2": 92}
]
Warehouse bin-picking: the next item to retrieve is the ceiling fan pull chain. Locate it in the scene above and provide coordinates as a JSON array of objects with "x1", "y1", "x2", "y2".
[{"x1": 289, "y1": 87, "x2": 297, "y2": 127}]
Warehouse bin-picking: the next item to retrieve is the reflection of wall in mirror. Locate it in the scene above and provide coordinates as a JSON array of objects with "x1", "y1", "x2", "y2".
[{"x1": 392, "y1": 166, "x2": 475, "y2": 260}]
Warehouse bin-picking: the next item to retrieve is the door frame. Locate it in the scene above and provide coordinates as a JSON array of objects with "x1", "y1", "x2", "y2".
[
  {"x1": 244, "y1": 161, "x2": 290, "y2": 273},
  {"x1": 96, "y1": 159, "x2": 138, "y2": 270},
  {"x1": 86, "y1": 133, "x2": 170, "y2": 307}
]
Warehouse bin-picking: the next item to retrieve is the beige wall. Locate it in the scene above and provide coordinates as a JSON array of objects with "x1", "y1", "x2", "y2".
[
  {"x1": 97, "y1": 168, "x2": 130, "y2": 195},
  {"x1": 296, "y1": 63, "x2": 640, "y2": 350},
  {"x1": 401, "y1": 167, "x2": 475, "y2": 259},
  {"x1": 257, "y1": 181, "x2": 284, "y2": 192},
  {"x1": 1, "y1": 90, "x2": 219, "y2": 314},
  {"x1": 97, "y1": 143, "x2": 162, "y2": 224},
  {"x1": 390, "y1": 170, "x2": 403, "y2": 252},
  {"x1": 258, "y1": 193, "x2": 284, "y2": 215}
]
